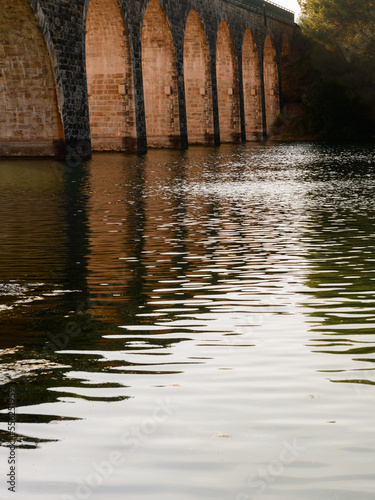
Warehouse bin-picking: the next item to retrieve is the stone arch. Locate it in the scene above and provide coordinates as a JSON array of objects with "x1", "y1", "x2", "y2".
[
  {"x1": 216, "y1": 20, "x2": 241, "y2": 143},
  {"x1": 242, "y1": 28, "x2": 262, "y2": 141},
  {"x1": 263, "y1": 34, "x2": 280, "y2": 134},
  {"x1": 183, "y1": 10, "x2": 214, "y2": 146},
  {"x1": 86, "y1": 0, "x2": 136, "y2": 151},
  {"x1": 142, "y1": 0, "x2": 180, "y2": 148},
  {"x1": 0, "y1": 0, "x2": 64, "y2": 156}
]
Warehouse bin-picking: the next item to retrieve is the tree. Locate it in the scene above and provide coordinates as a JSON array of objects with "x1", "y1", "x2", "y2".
[{"x1": 297, "y1": 0, "x2": 375, "y2": 133}]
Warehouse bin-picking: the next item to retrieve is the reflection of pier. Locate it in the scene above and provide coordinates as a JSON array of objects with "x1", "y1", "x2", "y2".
[{"x1": 0, "y1": 0, "x2": 295, "y2": 158}]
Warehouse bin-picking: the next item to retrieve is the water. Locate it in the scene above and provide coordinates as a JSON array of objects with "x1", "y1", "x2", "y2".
[{"x1": 0, "y1": 143, "x2": 375, "y2": 500}]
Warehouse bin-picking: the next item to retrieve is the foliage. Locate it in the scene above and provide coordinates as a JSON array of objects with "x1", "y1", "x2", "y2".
[
  {"x1": 302, "y1": 74, "x2": 373, "y2": 140},
  {"x1": 298, "y1": 0, "x2": 375, "y2": 53},
  {"x1": 295, "y1": 0, "x2": 375, "y2": 138}
]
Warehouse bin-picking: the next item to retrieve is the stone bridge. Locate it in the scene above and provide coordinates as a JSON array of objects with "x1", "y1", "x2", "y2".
[{"x1": 0, "y1": 0, "x2": 296, "y2": 159}]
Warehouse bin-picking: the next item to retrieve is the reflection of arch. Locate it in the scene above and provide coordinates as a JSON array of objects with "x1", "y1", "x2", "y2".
[
  {"x1": 242, "y1": 28, "x2": 262, "y2": 141},
  {"x1": 0, "y1": 0, "x2": 64, "y2": 156},
  {"x1": 183, "y1": 10, "x2": 214, "y2": 146},
  {"x1": 263, "y1": 34, "x2": 280, "y2": 134},
  {"x1": 86, "y1": 0, "x2": 136, "y2": 152},
  {"x1": 216, "y1": 20, "x2": 241, "y2": 143},
  {"x1": 142, "y1": 0, "x2": 180, "y2": 148}
]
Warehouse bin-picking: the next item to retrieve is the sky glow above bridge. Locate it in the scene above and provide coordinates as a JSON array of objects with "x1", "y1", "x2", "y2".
[{"x1": 277, "y1": 0, "x2": 301, "y2": 18}]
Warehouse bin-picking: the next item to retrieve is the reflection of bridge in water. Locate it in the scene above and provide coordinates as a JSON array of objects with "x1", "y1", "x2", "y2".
[
  {"x1": 1, "y1": 145, "x2": 375, "y2": 475},
  {"x1": 0, "y1": 0, "x2": 295, "y2": 159}
]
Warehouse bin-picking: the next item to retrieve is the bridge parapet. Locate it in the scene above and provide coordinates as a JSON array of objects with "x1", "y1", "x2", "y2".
[{"x1": 233, "y1": 0, "x2": 294, "y2": 23}]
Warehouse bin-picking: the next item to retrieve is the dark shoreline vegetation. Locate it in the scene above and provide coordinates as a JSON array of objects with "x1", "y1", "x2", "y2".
[{"x1": 279, "y1": 0, "x2": 375, "y2": 142}]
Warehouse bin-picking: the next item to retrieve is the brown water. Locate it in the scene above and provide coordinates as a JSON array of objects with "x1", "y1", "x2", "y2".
[{"x1": 0, "y1": 143, "x2": 375, "y2": 500}]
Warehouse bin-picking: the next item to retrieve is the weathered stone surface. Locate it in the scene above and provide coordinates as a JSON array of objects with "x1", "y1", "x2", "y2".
[
  {"x1": 0, "y1": 0, "x2": 296, "y2": 158},
  {"x1": 86, "y1": 0, "x2": 137, "y2": 152},
  {"x1": 0, "y1": 0, "x2": 65, "y2": 157},
  {"x1": 243, "y1": 28, "x2": 263, "y2": 141},
  {"x1": 184, "y1": 10, "x2": 214, "y2": 146}
]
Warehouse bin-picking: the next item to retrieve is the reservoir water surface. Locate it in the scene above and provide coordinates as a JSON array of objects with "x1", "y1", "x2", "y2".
[{"x1": 0, "y1": 143, "x2": 374, "y2": 500}]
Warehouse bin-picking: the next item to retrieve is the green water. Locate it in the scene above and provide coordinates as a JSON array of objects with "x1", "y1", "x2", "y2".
[{"x1": 0, "y1": 143, "x2": 374, "y2": 499}]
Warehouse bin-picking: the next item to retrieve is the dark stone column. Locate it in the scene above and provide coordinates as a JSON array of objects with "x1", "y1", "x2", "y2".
[
  {"x1": 259, "y1": 49, "x2": 268, "y2": 142},
  {"x1": 132, "y1": 37, "x2": 148, "y2": 154},
  {"x1": 31, "y1": 0, "x2": 92, "y2": 161},
  {"x1": 176, "y1": 60, "x2": 189, "y2": 151},
  {"x1": 209, "y1": 50, "x2": 221, "y2": 147},
  {"x1": 119, "y1": 0, "x2": 147, "y2": 154},
  {"x1": 276, "y1": 51, "x2": 284, "y2": 113},
  {"x1": 237, "y1": 49, "x2": 247, "y2": 143}
]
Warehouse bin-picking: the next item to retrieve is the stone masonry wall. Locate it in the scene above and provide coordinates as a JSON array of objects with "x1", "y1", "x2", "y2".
[
  {"x1": 142, "y1": 0, "x2": 180, "y2": 149},
  {"x1": 86, "y1": 0, "x2": 137, "y2": 151},
  {"x1": 0, "y1": 0, "x2": 296, "y2": 158},
  {"x1": 264, "y1": 33, "x2": 280, "y2": 135},
  {"x1": 242, "y1": 27, "x2": 262, "y2": 141},
  {"x1": 0, "y1": 0, "x2": 64, "y2": 157},
  {"x1": 184, "y1": 10, "x2": 214, "y2": 146},
  {"x1": 216, "y1": 20, "x2": 241, "y2": 143}
]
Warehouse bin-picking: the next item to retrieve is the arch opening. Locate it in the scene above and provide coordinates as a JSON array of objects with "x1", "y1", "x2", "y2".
[
  {"x1": 183, "y1": 10, "x2": 214, "y2": 146},
  {"x1": 242, "y1": 28, "x2": 262, "y2": 141},
  {"x1": 86, "y1": 0, "x2": 136, "y2": 152},
  {"x1": 142, "y1": 0, "x2": 180, "y2": 149},
  {"x1": 0, "y1": 0, "x2": 64, "y2": 157},
  {"x1": 216, "y1": 21, "x2": 240, "y2": 144},
  {"x1": 263, "y1": 34, "x2": 280, "y2": 135}
]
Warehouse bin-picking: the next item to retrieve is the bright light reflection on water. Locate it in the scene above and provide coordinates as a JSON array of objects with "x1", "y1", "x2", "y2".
[{"x1": 0, "y1": 143, "x2": 375, "y2": 500}]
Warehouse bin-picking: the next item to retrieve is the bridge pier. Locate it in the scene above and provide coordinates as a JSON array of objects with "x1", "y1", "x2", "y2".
[
  {"x1": 238, "y1": 50, "x2": 247, "y2": 144},
  {"x1": 259, "y1": 62, "x2": 268, "y2": 142},
  {"x1": 176, "y1": 58, "x2": 189, "y2": 151},
  {"x1": 209, "y1": 50, "x2": 221, "y2": 148}
]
